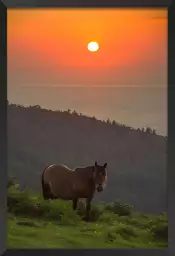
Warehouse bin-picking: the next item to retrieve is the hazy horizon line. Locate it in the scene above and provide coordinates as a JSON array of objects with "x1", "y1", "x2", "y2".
[{"x1": 8, "y1": 84, "x2": 167, "y2": 89}]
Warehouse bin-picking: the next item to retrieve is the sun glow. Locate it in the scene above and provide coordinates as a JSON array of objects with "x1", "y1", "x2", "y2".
[
  {"x1": 8, "y1": 9, "x2": 167, "y2": 86},
  {"x1": 87, "y1": 41, "x2": 99, "y2": 52}
]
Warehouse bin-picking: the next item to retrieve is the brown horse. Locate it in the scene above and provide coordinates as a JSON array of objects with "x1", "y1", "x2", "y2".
[{"x1": 41, "y1": 161, "x2": 108, "y2": 220}]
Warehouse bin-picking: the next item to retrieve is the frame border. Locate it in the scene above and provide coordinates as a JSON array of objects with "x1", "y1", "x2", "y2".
[
  {"x1": 1, "y1": 0, "x2": 173, "y2": 256},
  {"x1": 0, "y1": 1, "x2": 7, "y2": 256},
  {"x1": 1, "y1": 0, "x2": 173, "y2": 8}
]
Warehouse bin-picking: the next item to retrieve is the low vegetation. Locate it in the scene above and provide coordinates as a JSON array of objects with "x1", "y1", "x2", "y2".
[{"x1": 7, "y1": 184, "x2": 168, "y2": 248}]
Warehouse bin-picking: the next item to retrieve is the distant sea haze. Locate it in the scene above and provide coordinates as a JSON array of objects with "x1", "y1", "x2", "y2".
[{"x1": 8, "y1": 86, "x2": 167, "y2": 136}]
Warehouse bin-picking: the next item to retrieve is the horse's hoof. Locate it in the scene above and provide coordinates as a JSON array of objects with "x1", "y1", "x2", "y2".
[
  {"x1": 82, "y1": 216, "x2": 86, "y2": 221},
  {"x1": 82, "y1": 216, "x2": 90, "y2": 222}
]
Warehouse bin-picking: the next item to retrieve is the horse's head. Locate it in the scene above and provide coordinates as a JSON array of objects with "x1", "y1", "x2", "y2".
[{"x1": 93, "y1": 161, "x2": 108, "y2": 192}]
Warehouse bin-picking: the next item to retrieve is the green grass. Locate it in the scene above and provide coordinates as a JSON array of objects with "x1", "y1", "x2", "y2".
[{"x1": 7, "y1": 185, "x2": 168, "y2": 248}]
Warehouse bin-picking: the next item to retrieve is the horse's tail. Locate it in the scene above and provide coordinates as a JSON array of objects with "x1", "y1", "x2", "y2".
[{"x1": 41, "y1": 165, "x2": 52, "y2": 200}]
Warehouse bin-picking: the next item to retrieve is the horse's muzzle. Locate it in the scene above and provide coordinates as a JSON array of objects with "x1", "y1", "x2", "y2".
[{"x1": 97, "y1": 184, "x2": 103, "y2": 192}]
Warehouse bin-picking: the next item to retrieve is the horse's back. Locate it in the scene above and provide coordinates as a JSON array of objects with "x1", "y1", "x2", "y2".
[
  {"x1": 44, "y1": 164, "x2": 71, "y2": 181},
  {"x1": 43, "y1": 164, "x2": 73, "y2": 199},
  {"x1": 73, "y1": 166, "x2": 93, "y2": 181}
]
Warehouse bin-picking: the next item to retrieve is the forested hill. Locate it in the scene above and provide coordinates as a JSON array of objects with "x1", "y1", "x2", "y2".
[{"x1": 7, "y1": 103, "x2": 167, "y2": 214}]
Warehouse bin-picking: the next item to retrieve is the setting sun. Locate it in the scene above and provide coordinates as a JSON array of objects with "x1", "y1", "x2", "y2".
[{"x1": 87, "y1": 41, "x2": 99, "y2": 52}]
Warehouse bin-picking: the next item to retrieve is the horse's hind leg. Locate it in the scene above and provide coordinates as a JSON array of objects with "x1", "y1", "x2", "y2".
[
  {"x1": 42, "y1": 183, "x2": 52, "y2": 200},
  {"x1": 72, "y1": 199, "x2": 78, "y2": 210},
  {"x1": 42, "y1": 182, "x2": 56, "y2": 200}
]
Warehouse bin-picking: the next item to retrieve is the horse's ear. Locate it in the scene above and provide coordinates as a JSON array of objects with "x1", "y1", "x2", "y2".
[
  {"x1": 95, "y1": 161, "x2": 98, "y2": 167},
  {"x1": 104, "y1": 163, "x2": 107, "y2": 168}
]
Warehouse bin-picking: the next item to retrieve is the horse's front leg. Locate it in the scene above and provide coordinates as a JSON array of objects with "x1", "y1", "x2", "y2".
[
  {"x1": 85, "y1": 197, "x2": 92, "y2": 221},
  {"x1": 72, "y1": 198, "x2": 78, "y2": 211}
]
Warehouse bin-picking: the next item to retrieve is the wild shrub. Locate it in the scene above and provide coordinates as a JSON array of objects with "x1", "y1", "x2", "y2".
[
  {"x1": 150, "y1": 222, "x2": 168, "y2": 241},
  {"x1": 106, "y1": 224, "x2": 137, "y2": 243},
  {"x1": 105, "y1": 202, "x2": 133, "y2": 216},
  {"x1": 98, "y1": 211, "x2": 119, "y2": 224},
  {"x1": 147, "y1": 213, "x2": 168, "y2": 241},
  {"x1": 89, "y1": 205, "x2": 104, "y2": 222},
  {"x1": 76, "y1": 201, "x2": 104, "y2": 222},
  {"x1": 8, "y1": 185, "x2": 80, "y2": 224},
  {"x1": 117, "y1": 225, "x2": 138, "y2": 239},
  {"x1": 7, "y1": 185, "x2": 38, "y2": 216}
]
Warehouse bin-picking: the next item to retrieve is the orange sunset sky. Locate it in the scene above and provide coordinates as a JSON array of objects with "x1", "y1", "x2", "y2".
[{"x1": 8, "y1": 8, "x2": 167, "y2": 87}]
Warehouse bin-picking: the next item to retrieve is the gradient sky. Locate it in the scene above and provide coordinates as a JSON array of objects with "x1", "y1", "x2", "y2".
[{"x1": 8, "y1": 8, "x2": 167, "y2": 88}]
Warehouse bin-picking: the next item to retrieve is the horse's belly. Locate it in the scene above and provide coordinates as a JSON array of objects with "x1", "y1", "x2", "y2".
[
  {"x1": 53, "y1": 187, "x2": 73, "y2": 199},
  {"x1": 50, "y1": 179, "x2": 74, "y2": 199},
  {"x1": 56, "y1": 195, "x2": 74, "y2": 200},
  {"x1": 73, "y1": 188, "x2": 92, "y2": 199},
  {"x1": 52, "y1": 185, "x2": 90, "y2": 200}
]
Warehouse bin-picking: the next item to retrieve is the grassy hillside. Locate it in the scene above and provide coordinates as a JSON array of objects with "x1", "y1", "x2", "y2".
[
  {"x1": 7, "y1": 185, "x2": 168, "y2": 249},
  {"x1": 8, "y1": 103, "x2": 167, "y2": 214}
]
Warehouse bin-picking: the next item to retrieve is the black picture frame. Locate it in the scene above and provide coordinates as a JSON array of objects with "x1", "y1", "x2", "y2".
[{"x1": 1, "y1": 0, "x2": 174, "y2": 256}]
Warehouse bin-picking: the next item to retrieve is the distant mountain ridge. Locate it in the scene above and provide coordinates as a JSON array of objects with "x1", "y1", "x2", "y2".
[{"x1": 7, "y1": 103, "x2": 167, "y2": 214}]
